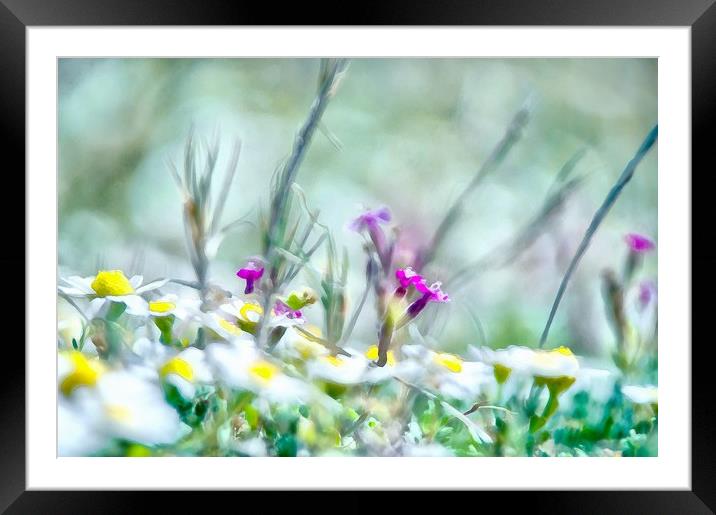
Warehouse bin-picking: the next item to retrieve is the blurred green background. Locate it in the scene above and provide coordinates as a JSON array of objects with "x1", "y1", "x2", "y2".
[{"x1": 58, "y1": 58, "x2": 657, "y2": 357}]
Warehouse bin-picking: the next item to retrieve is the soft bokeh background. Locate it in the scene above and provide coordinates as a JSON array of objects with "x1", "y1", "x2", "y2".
[{"x1": 58, "y1": 58, "x2": 657, "y2": 357}]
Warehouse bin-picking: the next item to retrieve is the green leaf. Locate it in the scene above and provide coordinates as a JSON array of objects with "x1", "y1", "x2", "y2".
[
  {"x1": 275, "y1": 434, "x2": 298, "y2": 457},
  {"x1": 106, "y1": 301, "x2": 127, "y2": 322}
]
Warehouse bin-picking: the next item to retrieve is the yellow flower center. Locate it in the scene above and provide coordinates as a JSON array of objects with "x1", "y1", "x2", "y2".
[
  {"x1": 433, "y1": 352, "x2": 463, "y2": 373},
  {"x1": 365, "y1": 345, "x2": 396, "y2": 366},
  {"x1": 218, "y1": 317, "x2": 244, "y2": 336},
  {"x1": 91, "y1": 270, "x2": 135, "y2": 297},
  {"x1": 160, "y1": 357, "x2": 194, "y2": 382},
  {"x1": 249, "y1": 360, "x2": 279, "y2": 383},
  {"x1": 105, "y1": 404, "x2": 132, "y2": 422},
  {"x1": 322, "y1": 355, "x2": 345, "y2": 367},
  {"x1": 554, "y1": 346, "x2": 573, "y2": 356},
  {"x1": 239, "y1": 303, "x2": 263, "y2": 322},
  {"x1": 149, "y1": 300, "x2": 176, "y2": 314},
  {"x1": 60, "y1": 351, "x2": 103, "y2": 396}
]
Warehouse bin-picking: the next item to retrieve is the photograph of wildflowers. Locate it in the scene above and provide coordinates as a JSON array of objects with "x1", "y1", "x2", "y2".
[{"x1": 57, "y1": 58, "x2": 657, "y2": 457}]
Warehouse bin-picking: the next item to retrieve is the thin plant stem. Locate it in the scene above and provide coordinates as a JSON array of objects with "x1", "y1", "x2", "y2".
[
  {"x1": 257, "y1": 59, "x2": 347, "y2": 346},
  {"x1": 419, "y1": 107, "x2": 529, "y2": 269},
  {"x1": 539, "y1": 125, "x2": 658, "y2": 348},
  {"x1": 447, "y1": 149, "x2": 586, "y2": 292},
  {"x1": 340, "y1": 278, "x2": 372, "y2": 346}
]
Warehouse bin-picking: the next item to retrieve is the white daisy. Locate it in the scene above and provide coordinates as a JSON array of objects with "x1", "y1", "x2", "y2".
[
  {"x1": 401, "y1": 345, "x2": 494, "y2": 400},
  {"x1": 88, "y1": 370, "x2": 187, "y2": 446},
  {"x1": 127, "y1": 293, "x2": 200, "y2": 320},
  {"x1": 206, "y1": 341, "x2": 311, "y2": 404},
  {"x1": 472, "y1": 345, "x2": 580, "y2": 381},
  {"x1": 203, "y1": 299, "x2": 265, "y2": 341},
  {"x1": 306, "y1": 349, "x2": 369, "y2": 385},
  {"x1": 58, "y1": 351, "x2": 186, "y2": 449},
  {"x1": 159, "y1": 347, "x2": 213, "y2": 399},
  {"x1": 59, "y1": 270, "x2": 169, "y2": 316}
]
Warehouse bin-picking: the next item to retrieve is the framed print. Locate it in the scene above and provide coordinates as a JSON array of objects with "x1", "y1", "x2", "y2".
[{"x1": 4, "y1": 0, "x2": 715, "y2": 512}]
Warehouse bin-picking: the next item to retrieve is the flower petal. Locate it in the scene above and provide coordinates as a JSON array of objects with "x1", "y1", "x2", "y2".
[
  {"x1": 62, "y1": 276, "x2": 95, "y2": 293},
  {"x1": 86, "y1": 298, "x2": 108, "y2": 318},
  {"x1": 135, "y1": 278, "x2": 170, "y2": 293},
  {"x1": 58, "y1": 286, "x2": 90, "y2": 297},
  {"x1": 129, "y1": 275, "x2": 144, "y2": 289},
  {"x1": 117, "y1": 295, "x2": 149, "y2": 315}
]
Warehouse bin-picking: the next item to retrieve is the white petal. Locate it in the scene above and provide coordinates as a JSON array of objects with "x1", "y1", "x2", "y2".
[
  {"x1": 622, "y1": 385, "x2": 658, "y2": 404},
  {"x1": 117, "y1": 295, "x2": 149, "y2": 315},
  {"x1": 58, "y1": 401, "x2": 108, "y2": 456},
  {"x1": 86, "y1": 298, "x2": 108, "y2": 319},
  {"x1": 167, "y1": 375, "x2": 196, "y2": 399},
  {"x1": 219, "y1": 302, "x2": 241, "y2": 318},
  {"x1": 62, "y1": 276, "x2": 95, "y2": 293},
  {"x1": 58, "y1": 286, "x2": 89, "y2": 297},
  {"x1": 136, "y1": 278, "x2": 170, "y2": 293},
  {"x1": 129, "y1": 275, "x2": 144, "y2": 289}
]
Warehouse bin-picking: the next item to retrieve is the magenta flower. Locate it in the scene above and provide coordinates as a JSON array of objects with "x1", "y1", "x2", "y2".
[
  {"x1": 236, "y1": 260, "x2": 264, "y2": 294},
  {"x1": 274, "y1": 299, "x2": 302, "y2": 320},
  {"x1": 625, "y1": 233, "x2": 655, "y2": 253},
  {"x1": 407, "y1": 281, "x2": 450, "y2": 318},
  {"x1": 394, "y1": 266, "x2": 423, "y2": 297}
]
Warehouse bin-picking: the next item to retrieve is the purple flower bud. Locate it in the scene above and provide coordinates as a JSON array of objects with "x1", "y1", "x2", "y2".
[
  {"x1": 406, "y1": 294, "x2": 430, "y2": 318},
  {"x1": 625, "y1": 233, "x2": 655, "y2": 254},
  {"x1": 407, "y1": 281, "x2": 450, "y2": 318},
  {"x1": 348, "y1": 206, "x2": 391, "y2": 232},
  {"x1": 236, "y1": 260, "x2": 264, "y2": 294},
  {"x1": 349, "y1": 206, "x2": 393, "y2": 271},
  {"x1": 638, "y1": 280, "x2": 657, "y2": 310}
]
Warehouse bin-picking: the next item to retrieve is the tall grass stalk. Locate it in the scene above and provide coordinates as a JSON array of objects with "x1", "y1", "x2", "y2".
[
  {"x1": 418, "y1": 106, "x2": 529, "y2": 269},
  {"x1": 263, "y1": 59, "x2": 348, "y2": 261},
  {"x1": 257, "y1": 58, "x2": 348, "y2": 346},
  {"x1": 447, "y1": 148, "x2": 586, "y2": 292},
  {"x1": 538, "y1": 125, "x2": 658, "y2": 348},
  {"x1": 169, "y1": 130, "x2": 243, "y2": 309}
]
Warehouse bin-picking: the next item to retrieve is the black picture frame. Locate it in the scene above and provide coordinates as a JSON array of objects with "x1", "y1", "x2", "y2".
[{"x1": 3, "y1": 1, "x2": 714, "y2": 512}]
